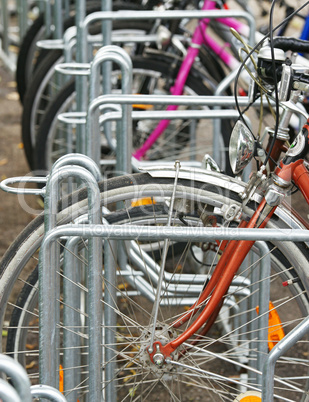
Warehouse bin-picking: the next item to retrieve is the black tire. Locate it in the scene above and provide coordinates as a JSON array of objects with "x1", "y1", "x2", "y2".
[
  {"x1": 34, "y1": 54, "x2": 234, "y2": 175},
  {"x1": 21, "y1": 49, "x2": 65, "y2": 168},
  {"x1": 1, "y1": 171, "x2": 309, "y2": 400},
  {"x1": 16, "y1": 13, "x2": 46, "y2": 103}
]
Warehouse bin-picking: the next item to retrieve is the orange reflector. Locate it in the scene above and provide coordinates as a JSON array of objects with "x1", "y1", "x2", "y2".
[
  {"x1": 132, "y1": 104, "x2": 153, "y2": 110},
  {"x1": 256, "y1": 301, "x2": 285, "y2": 351},
  {"x1": 59, "y1": 365, "x2": 80, "y2": 401},
  {"x1": 132, "y1": 93, "x2": 153, "y2": 109},
  {"x1": 233, "y1": 391, "x2": 262, "y2": 401},
  {"x1": 131, "y1": 197, "x2": 155, "y2": 207},
  {"x1": 59, "y1": 364, "x2": 64, "y2": 393}
]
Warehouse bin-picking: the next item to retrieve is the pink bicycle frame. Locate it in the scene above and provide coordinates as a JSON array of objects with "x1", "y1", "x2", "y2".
[{"x1": 133, "y1": 0, "x2": 248, "y2": 160}]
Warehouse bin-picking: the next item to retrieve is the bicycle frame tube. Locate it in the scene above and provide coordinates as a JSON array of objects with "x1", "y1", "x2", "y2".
[
  {"x1": 293, "y1": 163, "x2": 309, "y2": 203},
  {"x1": 274, "y1": 118, "x2": 309, "y2": 203},
  {"x1": 148, "y1": 199, "x2": 278, "y2": 361},
  {"x1": 200, "y1": 28, "x2": 240, "y2": 70},
  {"x1": 148, "y1": 119, "x2": 309, "y2": 363},
  {"x1": 133, "y1": 0, "x2": 245, "y2": 160}
]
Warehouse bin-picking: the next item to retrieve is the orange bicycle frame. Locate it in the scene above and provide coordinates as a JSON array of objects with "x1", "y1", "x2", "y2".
[{"x1": 148, "y1": 118, "x2": 309, "y2": 362}]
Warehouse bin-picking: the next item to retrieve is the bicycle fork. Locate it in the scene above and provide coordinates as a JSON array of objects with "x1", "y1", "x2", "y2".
[{"x1": 147, "y1": 118, "x2": 309, "y2": 365}]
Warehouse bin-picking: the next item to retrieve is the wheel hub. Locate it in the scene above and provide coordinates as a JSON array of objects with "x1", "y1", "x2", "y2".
[{"x1": 139, "y1": 324, "x2": 180, "y2": 378}]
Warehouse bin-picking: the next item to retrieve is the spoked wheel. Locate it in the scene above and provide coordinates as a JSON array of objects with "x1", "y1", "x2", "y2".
[{"x1": 1, "y1": 172, "x2": 309, "y2": 400}]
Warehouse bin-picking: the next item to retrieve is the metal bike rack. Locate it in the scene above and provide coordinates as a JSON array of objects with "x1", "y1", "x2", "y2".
[
  {"x1": 31, "y1": 157, "x2": 308, "y2": 401},
  {"x1": 44, "y1": 5, "x2": 256, "y2": 175},
  {"x1": 40, "y1": 161, "x2": 102, "y2": 400},
  {"x1": 2, "y1": 1, "x2": 309, "y2": 401},
  {"x1": 3, "y1": 159, "x2": 301, "y2": 401},
  {"x1": 262, "y1": 315, "x2": 309, "y2": 402},
  {"x1": 0, "y1": 353, "x2": 68, "y2": 401},
  {"x1": 85, "y1": 93, "x2": 272, "y2": 174},
  {"x1": 37, "y1": 219, "x2": 309, "y2": 401},
  {"x1": 75, "y1": 6, "x2": 256, "y2": 137},
  {"x1": 1, "y1": 122, "x2": 308, "y2": 401}
]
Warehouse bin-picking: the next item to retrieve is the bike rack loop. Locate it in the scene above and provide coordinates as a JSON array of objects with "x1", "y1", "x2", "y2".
[
  {"x1": 87, "y1": 102, "x2": 245, "y2": 170},
  {"x1": 0, "y1": 354, "x2": 32, "y2": 402},
  {"x1": 78, "y1": 8, "x2": 255, "y2": 107},
  {"x1": 0, "y1": 153, "x2": 101, "y2": 196},
  {"x1": 30, "y1": 385, "x2": 68, "y2": 402},
  {"x1": 59, "y1": 104, "x2": 245, "y2": 171},
  {"x1": 85, "y1": 93, "x2": 269, "y2": 170},
  {"x1": 1, "y1": 156, "x2": 98, "y2": 393},
  {"x1": 58, "y1": 109, "x2": 227, "y2": 173},
  {"x1": 87, "y1": 45, "x2": 132, "y2": 172},
  {"x1": 58, "y1": 93, "x2": 273, "y2": 174},
  {"x1": 56, "y1": 49, "x2": 255, "y2": 175},
  {"x1": 37, "y1": 6, "x2": 256, "y2": 68},
  {"x1": 0, "y1": 353, "x2": 68, "y2": 402},
  {"x1": 38, "y1": 29, "x2": 162, "y2": 58},
  {"x1": 262, "y1": 315, "x2": 309, "y2": 402},
  {"x1": 80, "y1": 9, "x2": 256, "y2": 55},
  {"x1": 54, "y1": 46, "x2": 133, "y2": 168},
  {"x1": 50, "y1": 153, "x2": 101, "y2": 182},
  {"x1": 40, "y1": 164, "x2": 102, "y2": 399}
]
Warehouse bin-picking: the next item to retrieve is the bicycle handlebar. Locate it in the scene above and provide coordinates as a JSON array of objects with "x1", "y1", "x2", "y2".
[{"x1": 273, "y1": 37, "x2": 309, "y2": 53}]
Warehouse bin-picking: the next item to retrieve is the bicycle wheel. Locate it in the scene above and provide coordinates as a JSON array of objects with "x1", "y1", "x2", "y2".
[
  {"x1": 2, "y1": 171, "x2": 309, "y2": 401},
  {"x1": 34, "y1": 54, "x2": 233, "y2": 176}
]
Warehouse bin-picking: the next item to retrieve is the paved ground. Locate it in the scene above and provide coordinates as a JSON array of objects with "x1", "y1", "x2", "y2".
[{"x1": 0, "y1": 63, "x2": 41, "y2": 260}]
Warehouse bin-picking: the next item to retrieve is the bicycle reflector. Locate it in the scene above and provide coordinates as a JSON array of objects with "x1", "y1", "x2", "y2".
[
  {"x1": 233, "y1": 391, "x2": 262, "y2": 401},
  {"x1": 131, "y1": 198, "x2": 156, "y2": 207},
  {"x1": 256, "y1": 301, "x2": 285, "y2": 350},
  {"x1": 59, "y1": 364, "x2": 64, "y2": 393}
]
